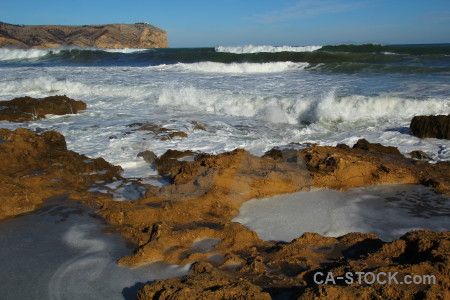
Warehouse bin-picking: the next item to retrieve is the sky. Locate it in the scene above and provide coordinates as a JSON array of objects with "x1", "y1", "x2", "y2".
[{"x1": 2, "y1": 0, "x2": 450, "y2": 47}]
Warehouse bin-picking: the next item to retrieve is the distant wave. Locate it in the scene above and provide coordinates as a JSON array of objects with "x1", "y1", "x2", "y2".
[
  {"x1": 150, "y1": 61, "x2": 309, "y2": 73},
  {"x1": 0, "y1": 48, "x2": 59, "y2": 61},
  {"x1": 215, "y1": 45, "x2": 322, "y2": 54},
  {"x1": 2, "y1": 44, "x2": 449, "y2": 75},
  {"x1": 319, "y1": 43, "x2": 450, "y2": 55},
  {"x1": 100, "y1": 48, "x2": 151, "y2": 53},
  {"x1": 0, "y1": 47, "x2": 150, "y2": 62}
]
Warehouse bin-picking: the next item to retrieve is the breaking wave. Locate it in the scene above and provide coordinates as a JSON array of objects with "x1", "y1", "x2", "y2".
[
  {"x1": 2, "y1": 76, "x2": 448, "y2": 126},
  {"x1": 157, "y1": 86, "x2": 450, "y2": 125},
  {"x1": 151, "y1": 61, "x2": 309, "y2": 73},
  {"x1": 215, "y1": 44, "x2": 322, "y2": 54},
  {"x1": 0, "y1": 48, "x2": 59, "y2": 61}
]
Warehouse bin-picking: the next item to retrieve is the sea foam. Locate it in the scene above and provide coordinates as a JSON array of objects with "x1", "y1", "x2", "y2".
[
  {"x1": 215, "y1": 44, "x2": 322, "y2": 54},
  {"x1": 152, "y1": 61, "x2": 308, "y2": 74},
  {"x1": 0, "y1": 48, "x2": 59, "y2": 61}
]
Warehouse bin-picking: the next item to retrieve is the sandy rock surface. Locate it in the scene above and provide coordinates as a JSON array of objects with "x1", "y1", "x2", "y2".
[{"x1": 0, "y1": 128, "x2": 120, "y2": 219}]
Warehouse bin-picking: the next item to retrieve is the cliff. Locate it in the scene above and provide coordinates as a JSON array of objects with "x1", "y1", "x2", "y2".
[{"x1": 0, "y1": 22, "x2": 168, "y2": 49}]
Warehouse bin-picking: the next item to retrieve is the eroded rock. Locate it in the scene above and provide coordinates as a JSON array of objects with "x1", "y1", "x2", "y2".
[
  {"x1": 0, "y1": 95, "x2": 86, "y2": 122},
  {"x1": 410, "y1": 114, "x2": 450, "y2": 139},
  {"x1": 0, "y1": 128, "x2": 121, "y2": 219}
]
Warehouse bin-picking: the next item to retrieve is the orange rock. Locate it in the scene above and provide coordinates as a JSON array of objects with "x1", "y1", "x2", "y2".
[{"x1": 0, "y1": 128, "x2": 122, "y2": 220}]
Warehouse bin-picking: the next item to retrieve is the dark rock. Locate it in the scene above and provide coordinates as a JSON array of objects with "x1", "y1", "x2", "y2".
[
  {"x1": 137, "y1": 150, "x2": 157, "y2": 164},
  {"x1": 410, "y1": 150, "x2": 432, "y2": 160},
  {"x1": 410, "y1": 114, "x2": 450, "y2": 139},
  {"x1": 353, "y1": 139, "x2": 402, "y2": 157},
  {"x1": 155, "y1": 149, "x2": 196, "y2": 177},
  {"x1": 0, "y1": 95, "x2": 86, "y2": 122},
  {"x1": 160, "y1": 131, "x2": 188, "y2": 140}
]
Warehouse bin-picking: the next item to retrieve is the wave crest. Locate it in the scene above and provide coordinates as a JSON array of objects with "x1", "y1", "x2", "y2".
[
  {"x1": 151, "y1": 61, "x2": 309, "y2": 73},
  {"x1": 215, "y1": 44, "x2": 322, "y2": 54},
  {"x1": 0, "y1": 48, "x2": 59, "y2": 61},
  {"x1": 158, "y1": 86, "x2": 450, "y2": 125}
]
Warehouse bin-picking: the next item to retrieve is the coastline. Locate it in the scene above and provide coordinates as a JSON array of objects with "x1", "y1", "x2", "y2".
[
  {"x1": 0, "y1": 43, "x2": 449, "y2": 299},
  {"x1": 0, "y1": 119, "x2": 449, "y2": 299}
]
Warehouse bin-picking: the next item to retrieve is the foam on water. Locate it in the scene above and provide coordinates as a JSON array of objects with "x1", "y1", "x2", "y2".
[
  {"x1": 215, "y1": 44, "x2": 322, "y2": 53},
  {"x1": 0, "y1": 48, "x2": 59, "y2": 61},
  {"x1": 102, "y1": 48, "x2": 150, "y2": 53},
  {"x1": 233, "y1": 185, "x2": 450, "y2": 242},
  {"x1": 150, "y1": 61, "x2": 309, "y2": 73},
  {"x1": 157, "y1": 85, "x2": 449, "y2": 126},
  {"x1": 0, "y1": 63, "x2": 449, "y2": 179}
]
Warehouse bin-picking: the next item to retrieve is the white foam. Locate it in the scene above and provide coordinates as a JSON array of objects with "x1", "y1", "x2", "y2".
[
  {"x1": 157, "y1": 85, "x2": 449, "y2": 126},
  {"x1": 297, "y1": 91, "x2": 450, "y2": 125},
  {"x1": 233, "y1": 185, "x2": 450, "y2": 242},
  {"x1": 0, "y1": 48, "x2": 59, "y2": 61},
  {"x1": 152, "y1": 61, "x2": 308, "y2": 74},
  {"x1": 215, "y1": 45, "x2": 322, "y2": 54},
  {"x1": 102, "y1": 48, "x2": 150, "y2": 53}
]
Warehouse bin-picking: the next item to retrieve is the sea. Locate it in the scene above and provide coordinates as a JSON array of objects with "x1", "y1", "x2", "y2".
[
  {"x1": 0, "y1": 43, "x2": 449, "y2": 299},
  {"x1": 0, "y1": 44, "x2": 449, "y2": 178}
]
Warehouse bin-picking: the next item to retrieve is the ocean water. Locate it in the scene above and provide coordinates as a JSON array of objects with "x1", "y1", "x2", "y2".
[{"x1": 0, "y1": 44, "x2": 449, "y2": 178}]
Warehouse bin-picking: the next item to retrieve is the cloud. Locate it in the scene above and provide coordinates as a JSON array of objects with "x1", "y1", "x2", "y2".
[{"x1": 248, "y1": 0, "x2": 368, "y2": 23}]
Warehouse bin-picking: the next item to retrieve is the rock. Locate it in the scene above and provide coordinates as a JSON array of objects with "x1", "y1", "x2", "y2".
[
  {"x1": 155, "y1": 149, "x2": 196, "y2": 177},
  {"x1": 0, "y1": 95, "x2": 86, "y2": 122},
  {"x1": 128, "y1": 122, "x2": 188, "y2": 141},
  {"x1": 136, "y1": 230, "x2": 449, "y2": 300},
  {"x1": 410, "y1": 114, "x2": 450, "y2": 139},
  {"x1": 352, "y1": 138, "x2": 402, "y2": 156},
  {"x1": 91, "y1": 141, "x2": 450, "y2": 299},
  {"x1": 410, "y1": 150, "x2": 432, "y2": 160},
  {"x1": 138, "y1": 272, "x2": 271, "y2": 300},
  {"x1": 137, "y1": 150, "x2": 157, "y2": 164},
  {"x1": 0, "y1": 22, "x2": 168, "y2": 49},
  {"x1": 191, "y1": 121, "x2": 206, "y2": 131},
  {"x1": 0, "y1": 128, "x2": 122, "y2": 220},
  {"x1": 160, "y1": 131, "x2": 188, "y2": 140},
  {"x1": 296, "y1": 230, "x2": 450, "y2": 300}
]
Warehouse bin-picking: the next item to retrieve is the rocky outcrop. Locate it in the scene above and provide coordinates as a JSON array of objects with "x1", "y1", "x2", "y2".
[
  {"x1": 410, "y1": 114, "x2": 450, "y2": 139},
  {"x1": 0, "y1": 95, "x2": 86, "y2": 122},
  {"x1": 0, "y1": 22, "x2": 168, "y2": 49},
  {"x1": 138, "y1": 230, "x2": 449, "y2": 300},
  {"x1": 0, "y1": 128, "x2": 122, "y2": 220},
  {"x1": 300, "y1": 139, "x2": 450, "y2": 194},
  {"x1": 0, "y1": 128, "x2": 448, "y2": 298},
  {"x1": 95, "y1": 140, "x2": 450, "y2": 271}
]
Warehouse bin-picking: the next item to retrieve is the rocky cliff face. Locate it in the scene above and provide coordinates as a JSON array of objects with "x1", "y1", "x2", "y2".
[{"x1": 0, "y1": 22, "x2": 168, "y2": 49}]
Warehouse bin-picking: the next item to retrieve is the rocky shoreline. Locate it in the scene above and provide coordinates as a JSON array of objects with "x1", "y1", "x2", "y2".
[{"x1": 0, "y1": 99, "x2": 449, "y2": 299}]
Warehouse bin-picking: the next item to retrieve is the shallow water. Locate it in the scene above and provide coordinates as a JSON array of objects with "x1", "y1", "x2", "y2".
[
  {"x1": 233, "y1": 184, "x2": 450, "y2": 242},
  {"x1": 0, "y1": 200, "x2": 189, "y2": 300}
]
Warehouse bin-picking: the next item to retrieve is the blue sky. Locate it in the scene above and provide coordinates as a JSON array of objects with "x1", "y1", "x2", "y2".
[{"x1": 2, "y1": 0, "x2": 450, "y2": 47}]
